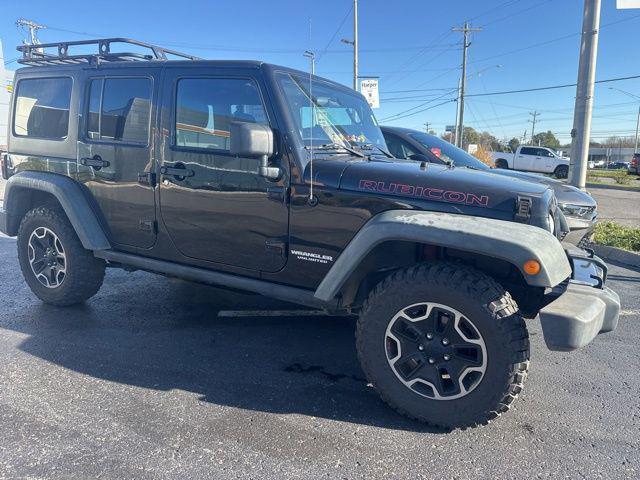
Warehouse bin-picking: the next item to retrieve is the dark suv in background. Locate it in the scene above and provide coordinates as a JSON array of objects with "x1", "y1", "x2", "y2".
[
  {"x1": 0, "y1": 38, "x2": 619, "y2": 429},
  {"x1": 381, "y1": 126, "x2": 598, "y2": 242}
]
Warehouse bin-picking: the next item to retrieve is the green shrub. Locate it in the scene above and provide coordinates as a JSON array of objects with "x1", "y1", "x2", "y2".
[
  {"x1": 594, "y1": 221, "x2": 640, "y2": 252},
  {"x1": 611, "y1": 169, "x2": 632, "y2": 185}
]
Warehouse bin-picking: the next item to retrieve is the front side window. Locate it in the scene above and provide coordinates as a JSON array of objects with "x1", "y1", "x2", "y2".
[
  {"x1": 175, "y1": 78, "x2": 268, "y2": 151},
  {"x1": 86, "y1": 77, "x2": 151, "y2": 144},
  {"x1": 14, "y1": 77, "x2": 72, "y2": 139}
]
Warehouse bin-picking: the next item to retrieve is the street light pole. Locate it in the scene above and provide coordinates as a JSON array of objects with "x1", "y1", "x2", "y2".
[{"x1": 569, "y1": 0, "x2": 601, "y2": 190}]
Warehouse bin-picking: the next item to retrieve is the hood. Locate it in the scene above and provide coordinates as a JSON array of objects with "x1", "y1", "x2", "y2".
[
  {"x1": 338, "y1": 158, "x2": 551, "y2": 213},
  {"x1": 489, "y1": 169, "x2": 596, "y2": 207}
]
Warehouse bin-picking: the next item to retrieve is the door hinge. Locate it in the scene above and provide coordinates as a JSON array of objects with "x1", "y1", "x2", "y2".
[
  {"x1": 139, "y1": 220, "x2": 158, "y2": 234},
  {"x1": 138, "y1": 172, "x2": 157, "y2": 187},
  {"x1": 265, "y1": 239, "x2": 286, "y2": 256}
]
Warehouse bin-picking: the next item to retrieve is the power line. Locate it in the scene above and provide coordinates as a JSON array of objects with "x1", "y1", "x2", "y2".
[
  {"x1": 379, "y1": 88, "x2": 458, "y2": 121},
  {"x1": 316, "y1": 3, "x2": 353, "y2": 61},
  {"x1": 380, "y1": 98, "x2": 457, "y2": 123}
]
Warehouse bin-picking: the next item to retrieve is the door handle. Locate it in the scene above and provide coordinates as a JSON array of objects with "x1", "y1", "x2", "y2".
[
  {"x1": 160, "y1": 164, "x2": 195, "y2": 179},
  {"x1": 80, "y1": 155, "x2": 110, "y2": 169}
]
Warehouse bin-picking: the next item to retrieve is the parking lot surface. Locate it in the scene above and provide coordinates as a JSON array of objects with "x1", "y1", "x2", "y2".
[
  {"x1": 0, "y1": 234, "x2": 638, "y2": 479},
  {"x1": 589, "y1": 186, "x2": 640, "y2": 227}
]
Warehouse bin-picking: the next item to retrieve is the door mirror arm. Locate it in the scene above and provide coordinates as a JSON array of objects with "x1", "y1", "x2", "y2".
[{"x1": 258, "y1": 154, "x2": 282, "y2": 181}]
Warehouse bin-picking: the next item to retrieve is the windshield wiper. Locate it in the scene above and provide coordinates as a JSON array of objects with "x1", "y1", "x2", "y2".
[
  {"x1": 360, "y1": 143, "x2": 394, "y2": 158},
  {"x1": 305, "y1": 143, "x2": 366, "y2": 158}
]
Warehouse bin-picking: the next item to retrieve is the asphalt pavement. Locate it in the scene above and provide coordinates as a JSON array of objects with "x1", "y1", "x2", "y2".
[
  {"x1": 0, "y1": 233, "x2": 638, "y2": 479},
  {"x1": 588, "y1": 186, "x2": 640, "y2": 227}
]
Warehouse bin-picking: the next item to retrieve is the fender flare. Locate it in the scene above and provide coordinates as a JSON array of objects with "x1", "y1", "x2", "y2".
[
  {"x1": 314, "y1": 210, "x2": 572, "y2": 303},
  {"x1": 3, "y1": 171, "x2": 111, "y2": 250}
]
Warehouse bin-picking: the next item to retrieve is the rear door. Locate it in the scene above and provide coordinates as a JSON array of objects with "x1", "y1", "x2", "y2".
[
  {"x1": 516, "y1": 146, "x2": 538, "y2": 171},
  {"x1": 77, "y1": 70, "x2": 159, "y2": 249}
]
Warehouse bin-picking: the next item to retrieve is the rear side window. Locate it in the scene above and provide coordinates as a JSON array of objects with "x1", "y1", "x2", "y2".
[
  {"x1": 520, "y1": 147, "x2": 537, "y2": 156},
  {"x1": 175, "y1": 78, "x2": 268, "y2": 151},
  {"x1": 87, "y1": 77, "x2": 151, "y2": 144},
  {"x1": 13, "y1": 77, "x2": 72, "y2": 139}
]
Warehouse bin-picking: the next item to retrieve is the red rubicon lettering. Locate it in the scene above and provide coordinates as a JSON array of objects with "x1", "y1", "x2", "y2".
[{"x1": 358, "y1": 179, "x2": 489, "y2": 207}]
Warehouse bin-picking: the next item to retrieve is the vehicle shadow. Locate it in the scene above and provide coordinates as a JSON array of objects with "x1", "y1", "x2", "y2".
[{"x1": 5, "y1": 268, "x2": 448, "y2": 434}]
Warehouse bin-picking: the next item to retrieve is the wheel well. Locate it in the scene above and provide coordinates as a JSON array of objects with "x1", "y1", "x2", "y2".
[
  {"x1": 338, "y1": 240, "x2": 541, "y2": 315},
  {"x1": 4, "y1": 187, "x2": 62, "y2": 235},
  {"x1": 495, "y1": 158, "x2": 508, "y2": 167}
]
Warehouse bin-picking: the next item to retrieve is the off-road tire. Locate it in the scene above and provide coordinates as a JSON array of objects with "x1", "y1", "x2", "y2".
[
  {"x1": 554, "y1": 165, "x2": 569, "y2": 179},
  {"x1": 17, "y1": 206, "x2": 106, "y2": 306},
  {"x1": 495, "y1": 159, "x2": 509, "y2": 169},
  {"x1": 356, "y1": 262, "x2": 530, "y2": 429}
]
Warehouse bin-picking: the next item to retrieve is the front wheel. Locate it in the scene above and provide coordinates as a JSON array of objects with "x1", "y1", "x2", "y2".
[
  {"x1": 554, "y1": 165, "x2": 569, "y2": 179},
  {"x1": 356, "y1": 262, "x2": 530, "y2": 429}
]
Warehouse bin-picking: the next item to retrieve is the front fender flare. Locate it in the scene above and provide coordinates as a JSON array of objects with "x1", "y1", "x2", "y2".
[
  {"x1": 314, "y1": 210, "x2": 571, "y2": 303},
  {"x1": 3, "y1": 171, "x2": 111, "y2": 251}
]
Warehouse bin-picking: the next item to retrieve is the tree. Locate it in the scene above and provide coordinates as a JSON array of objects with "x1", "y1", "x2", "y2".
[
  {"x1": 602, "y1": 136, "x2": 635, "y2": 148},
  {"x1": 508, "y1": 137, "x2": 520, "y2": 152},
  {"x1": 530, "y1": 130, "x2": 560, "y2": 149}
]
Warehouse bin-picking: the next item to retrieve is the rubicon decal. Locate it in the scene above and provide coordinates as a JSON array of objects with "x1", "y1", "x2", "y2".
[
  {"x1": 358, "y1": 180, "x2": 490, "y2": 207},
  {"x1": 291, "y1": 249, "x2": 334, "y2": 264}
]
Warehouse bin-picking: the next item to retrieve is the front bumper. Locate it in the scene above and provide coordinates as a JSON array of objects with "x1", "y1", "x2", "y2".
[{"x1": 538, "y1": 248, "x2": 620, "y2": 351}]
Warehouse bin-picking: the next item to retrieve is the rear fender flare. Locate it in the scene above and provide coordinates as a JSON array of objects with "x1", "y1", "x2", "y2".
[{"x1": 3, "y1": 171, "x2": 110, "y2": 251}]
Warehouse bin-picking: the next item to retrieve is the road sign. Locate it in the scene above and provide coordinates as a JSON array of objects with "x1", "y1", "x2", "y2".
[
  {"x1": 617, "y1": 0, "x2": 640, "y2": 8},
  {"x1": 360, "y1": 78, "x2": 379, "y2": 109},
  {"x1": 445, "y1": 125, "x2": 456, "y2": 132}
]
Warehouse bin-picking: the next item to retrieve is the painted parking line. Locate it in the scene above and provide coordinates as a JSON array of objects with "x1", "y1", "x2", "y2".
[{"x1": 217, "y1": 310, "x2": 330, "y2": 318}]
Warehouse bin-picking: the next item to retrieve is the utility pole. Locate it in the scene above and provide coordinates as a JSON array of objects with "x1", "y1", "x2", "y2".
[
  {"x1": 452, "y1": 22, "x2": 481, "y2": 148},
  {"x1": 16, "y1": 18, "x2": 45, "y2": 46},
  {"x1": 424, "y1": 122, "x2": 431, "y2": 133},
  {"x1": 522, "y1": 129, "x2": 527, "y2": 145},
  {"x1": 529, "y1": 111, "x2": 539, "y2": 144},
  {"x1": 633, "y1": 107, "x2": 640, "y2": 153},
  {"x1": 569, "y1": 0, "x2": 601, "y2": 190}
]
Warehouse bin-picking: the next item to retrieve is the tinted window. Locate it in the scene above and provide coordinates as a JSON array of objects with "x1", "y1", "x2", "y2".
[
  {"x1": 175, "y1": 78, "x2": 267, "y2": 151},
  {"x1": 14, "y1": 77, "x2": 72, "y2": 139},
  {"x1": 383, "y1": 133, "x2": 417, "y2": 159},
  {"x1": 520, "y1": 147, "x2": 537, "y2": 156},
  {"x1": 408, "y1": 131, "x2": 489, "y2": 170},
  {"x1": 86, "y1": 78, "x2": 151, "y2": 144}
]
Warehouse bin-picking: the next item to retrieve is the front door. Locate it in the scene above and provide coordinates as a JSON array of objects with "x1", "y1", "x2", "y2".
[
  {"x1": 158, "y1": 70, "x2": 289, "y2": 273},
  {"x1": 77, "y1": 72, "x2": 159, "y2": 249}
]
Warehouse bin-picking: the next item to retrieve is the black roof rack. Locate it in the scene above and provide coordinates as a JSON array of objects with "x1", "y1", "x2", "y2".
[{"x1": 17, "y1": 37, "x2": 201, "y2": 66}]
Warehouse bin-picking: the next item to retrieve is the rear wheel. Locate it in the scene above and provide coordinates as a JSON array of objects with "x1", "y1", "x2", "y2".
[
  {"x1": 356, "y1": 262, "x2": 529, "y2": 429},
  {"x1": 495, "y1": 159, "x2": 508, "y2": 169},
  {"x1": 554, "y1": 165, "x2": 569, "y2": 179},
  {"x1": 17, "y1": 206, "x2": 106, "y2": 306}
]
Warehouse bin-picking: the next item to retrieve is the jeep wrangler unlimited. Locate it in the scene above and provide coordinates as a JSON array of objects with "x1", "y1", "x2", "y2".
[{"x1": 0, "y1": 39, "x2": 620, "y2": 428}]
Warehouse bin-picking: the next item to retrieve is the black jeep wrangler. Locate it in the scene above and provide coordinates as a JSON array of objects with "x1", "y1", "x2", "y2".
[{"x1": 0, "y1": 39, "x2": 620, "y2": 428}]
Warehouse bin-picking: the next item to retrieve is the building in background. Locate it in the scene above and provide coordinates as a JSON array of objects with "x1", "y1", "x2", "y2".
[{"x1": 0, "y1": 40, "x2": 16, "y2": 150}]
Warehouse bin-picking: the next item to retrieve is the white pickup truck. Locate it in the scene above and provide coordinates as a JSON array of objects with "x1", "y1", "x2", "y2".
[{"x1": 491, "y1": 146, "x2": 569, "y2": 178}]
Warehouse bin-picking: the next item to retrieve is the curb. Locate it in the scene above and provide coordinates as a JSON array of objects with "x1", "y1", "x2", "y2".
[{"x1": 591, "y1": 244, "x2": 640, "y2": 269}]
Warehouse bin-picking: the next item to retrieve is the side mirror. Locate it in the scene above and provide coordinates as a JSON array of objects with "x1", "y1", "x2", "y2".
[{"x1": 229, "y1": 122, "x2": 280, "y2": 180}]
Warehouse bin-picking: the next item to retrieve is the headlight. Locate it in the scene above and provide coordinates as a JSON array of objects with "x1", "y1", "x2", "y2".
[
  {"x1": 559, "y1": 203, "x2": 595, "y2": 218},
  {"x1": 547, "y1": 213, "x2": 556, "y2": 234}
]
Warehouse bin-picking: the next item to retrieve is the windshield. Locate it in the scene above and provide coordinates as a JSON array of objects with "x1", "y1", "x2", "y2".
[
  {"x1": 408, "y1": 132, "x2": 490, "y2": 170},
  {"x1": 276, "y1": 72, "x2": 386, "y2": 150}
]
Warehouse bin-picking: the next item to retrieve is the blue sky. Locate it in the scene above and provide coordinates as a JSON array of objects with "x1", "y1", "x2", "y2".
[{"x1": 2, "y1": 0, "x2": 640, "y2": 145}]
